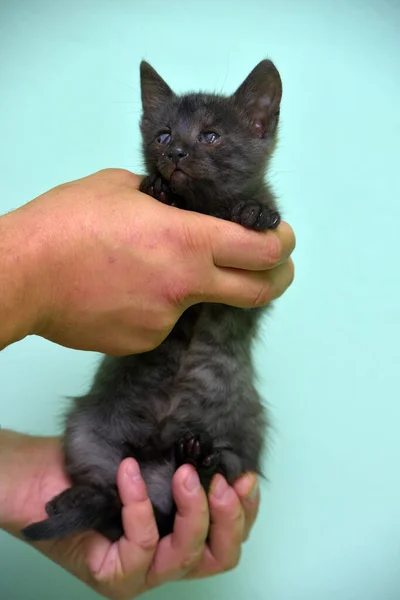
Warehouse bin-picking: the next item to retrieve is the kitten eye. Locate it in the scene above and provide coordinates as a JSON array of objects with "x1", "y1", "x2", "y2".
[
  {"x1": 157, "y1": 131, "x2": 171, "y2": 144},
  {"x1": 198, "y1": 131, "x2": 220, "y2": 144}
]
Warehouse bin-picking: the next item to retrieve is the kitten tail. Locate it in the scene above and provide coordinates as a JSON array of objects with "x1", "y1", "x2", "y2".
[{"x1": 22, "y1": 507, "x2": 99, "y2": 541}]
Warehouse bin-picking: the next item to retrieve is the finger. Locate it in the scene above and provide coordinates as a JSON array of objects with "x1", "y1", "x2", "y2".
[
  {"x1": 208, "y1": 219, "x2": 296, "y2": 271},
  {"x1": 233, "y1": 474, "x2": 260, "y2": 541},
  {"x1": 116, "y1": 459, "x2": 159, "y2": 578},
  {"x1": 148, "y1": 465, "x2": 209, "y2": 585},
  {"x1": 187, "y1": 475, "x2": 244, "y2": 578},
  {"x1": 203, "y1": 257, "x2": 295, "y2": 308},
  {"x1": 87, "y1": 459, "x2": 157, "y2": 581}
]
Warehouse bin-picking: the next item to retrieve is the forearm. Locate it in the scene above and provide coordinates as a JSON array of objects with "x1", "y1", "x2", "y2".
[{"x1": 0, "y1": 207, "x2": 46, "y2": 349}]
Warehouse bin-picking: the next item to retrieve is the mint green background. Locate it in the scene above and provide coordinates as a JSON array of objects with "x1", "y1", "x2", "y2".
[{"x1": 1, "y1": 1, "x2": 399, "y2": 599}]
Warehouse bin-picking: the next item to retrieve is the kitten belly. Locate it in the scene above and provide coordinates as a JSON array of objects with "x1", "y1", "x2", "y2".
[{"x1": 140, "y1": 460, "x2": 176, "y2": 514}]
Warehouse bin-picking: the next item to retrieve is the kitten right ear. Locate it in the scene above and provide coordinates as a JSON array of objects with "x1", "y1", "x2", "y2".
[
  {"x1": 140, "y1": 61, "x2": 174, "y2": 115},
  {"x1": 233, "y1": 59, "x2": 282, "y2": 139}
]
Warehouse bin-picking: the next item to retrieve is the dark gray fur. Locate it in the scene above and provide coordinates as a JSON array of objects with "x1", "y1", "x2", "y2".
[{"x1": 22, "y1": 58, "x2": 283, "y2": 542}]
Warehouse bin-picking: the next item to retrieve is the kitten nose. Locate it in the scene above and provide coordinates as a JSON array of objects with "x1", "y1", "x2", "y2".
[{"x1": 168, "y1": 147, "x2": 188, "y2": 164}]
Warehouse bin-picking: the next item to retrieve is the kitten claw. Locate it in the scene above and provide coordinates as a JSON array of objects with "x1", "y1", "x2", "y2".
[
  {"x1": 177, "y1": 433, "x2": 220, "y2": 472},
  {"x1": 269, "y1": 211, "x2": 281, "y2": 229},
  {"x1": 231, "y1": 201, "x2": 281, "y2": 231},
  {"x1": 202, "y1": 452, "x2": 219, "y2": 468},
  {"x1": 140, "y1": 174, "x2": 178, "y2": 207},
  {"x1": 159, "y1": 191, "x2": 168, "y2": 204}
]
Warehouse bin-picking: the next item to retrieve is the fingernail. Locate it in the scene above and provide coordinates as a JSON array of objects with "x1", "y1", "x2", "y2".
[
  {"x1": 125, "y1": 459, "x2": 142, "y2": 482},
  {"x1": 185, "y1": 470, "x2": 200, "y2": 492},
  {"x1": 125, "y1": 460, "x2": 147, "y2": 501},
  {"x1": 212, "y1": 476, "x2": 229, "y2": 500}
]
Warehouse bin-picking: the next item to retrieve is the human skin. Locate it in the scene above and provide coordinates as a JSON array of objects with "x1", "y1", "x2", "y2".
[
  {"x1": 0, "y1": 168, "x2": 295, "y2": 598},
  {"x1": 0, "y1": 169, "x2": 295, "y2": 354},
  {"x1": 0, "y1": 430, "x2": 260, "y2": 599}
]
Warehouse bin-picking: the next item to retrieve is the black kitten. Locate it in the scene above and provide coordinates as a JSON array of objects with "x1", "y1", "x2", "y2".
[{"x1": 22, "y1": 59, "x2": 282, "y2": 542}]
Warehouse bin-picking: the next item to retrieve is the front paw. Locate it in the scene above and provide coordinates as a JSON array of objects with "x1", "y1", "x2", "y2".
[
  {"x1": 231, "y1": 201, "x2": 281, "y2": 231},
  {"x1": 140, "y1": 174, "x2": 177, "y2": 207}
]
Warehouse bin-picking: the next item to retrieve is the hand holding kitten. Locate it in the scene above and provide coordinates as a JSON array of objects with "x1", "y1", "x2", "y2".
[
  {"x1": 0, "y1": 168, "x2": 295, "y2": 354},
  {"x1": 0, "y1": 430, "x2": 259, "y2": 599}
]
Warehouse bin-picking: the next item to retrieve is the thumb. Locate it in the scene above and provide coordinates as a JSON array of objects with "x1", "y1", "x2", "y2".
[{"x1": 207, "y1": 218, "x2": 295, "y2": 271}]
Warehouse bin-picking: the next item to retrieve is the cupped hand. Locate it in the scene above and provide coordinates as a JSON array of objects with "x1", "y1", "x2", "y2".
[{"x1": 2, "y1": 433, "x2": 260, "y2": 600}]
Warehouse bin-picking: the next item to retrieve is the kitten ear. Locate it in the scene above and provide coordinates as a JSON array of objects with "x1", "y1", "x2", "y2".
[
  {"x1": 233, "y1": 60, "x2": 282, "y2": 138},
  {"x1": 140, "y1": 61, "x2": 174, "y2": 115}
]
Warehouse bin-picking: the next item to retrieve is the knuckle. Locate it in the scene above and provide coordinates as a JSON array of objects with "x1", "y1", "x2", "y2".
[
  {"x1": 193, "y1": 499, "x2": 210, "y2": 524},
  {"x1": 98, "y1": 167, "x2": 132, "y2": 180},
  {"x1": 165, "y1": 275, "x2": 194, "y2": 307},
  {"x1": 278, "y1": 220, "x2": 296, "y2": 251},
  {"x1": 139, "y1": 338, "x2": 160, "y2": 353},
  {"x1": 192, "y1": 517, "x2": 209, "y2": 540},
  {"x1": 175, "y1": 219, "x2": 208, "y2": 263},
  {"x1": 94, "y1": 168, "x2": 141, "y2": 189},
  {"x1": 142, "y1": 306, "x2": 177, "y2": 347},
  {"x1": 220, "y1": 547, "x2": 242, "y2": 572},
  {"x1": 272, "y1": 258, "x2": 295, "y2": 300},
  {"x1": 148, "y1": 319, "x2": 172, "y2": 348},
  {"x1": 179, "y1": 545, "x2": 204, "y2": 571},
  {"x1": 96, "y1": 167, "x2": 121, "y2": 179},
  {"x1": 162, "y1": 219, "x2": 211, "y2": 306},
  {"x1": 136, "y1": 525, "x2": 159, "y2": 551},
  {"x1": 229, "y1": 507, "x2": 245, "y2": 537},
  {"x1": 179, "y1": 501, "x2": 209, "y2": 529},
  {"x1": 251, "y1": 282, "x2": 273, "y2": 307},
  {"x1": 287, "y1": 258, "x2": 295, "y2": 286},
  {"x1": 286, "y1": 223, "x2": 297, "y2": 254},
  {"x1": 242, "y1": 523, "x2": 255, "y2": 543},
  {"x1": 164, "y1": 264, "x2": 201, "y2": 307},
  {"x1": 262, "y1": 231, "x2": 282, "y2": 266}
]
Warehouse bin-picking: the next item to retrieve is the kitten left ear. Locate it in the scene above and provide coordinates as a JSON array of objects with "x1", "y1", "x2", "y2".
[
  {"x1": 233, "y1": 59, "x2": 282, "y2": 138},
  {"x1": 140, "y1": 61, "x2": 174, "y2": 115}
]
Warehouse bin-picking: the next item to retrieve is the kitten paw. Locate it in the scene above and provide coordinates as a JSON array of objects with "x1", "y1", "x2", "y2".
[
  {"x1": 140, "y1": 174, "x2": 178, "y2": 207},
  {"x1": 177, "y1": 433, "x2": 220, "y2": 473},
  {"x1": 231, "y1": 201, "x2": 281, "y2": 231}
]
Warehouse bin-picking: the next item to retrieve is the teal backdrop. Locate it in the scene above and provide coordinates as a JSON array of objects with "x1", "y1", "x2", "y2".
[{"x1": 1, "y1": 1, "x2": 399, "y2": 598}]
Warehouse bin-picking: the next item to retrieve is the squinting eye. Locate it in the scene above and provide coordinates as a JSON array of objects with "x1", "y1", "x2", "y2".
[
  {"x1": 157, "y1": 131, "x2": 171, "y2": 144},
  {"x1": 198, "y1": 131, "x2": 220, "y2": 144}
]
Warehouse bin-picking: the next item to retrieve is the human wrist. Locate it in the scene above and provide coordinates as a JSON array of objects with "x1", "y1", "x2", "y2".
[
  {"x1": 0, "y1": 430, "x2": 62, "y2": 537},
  {"x1": 0, "y1": 205, "x2": 49, "y2": 349},
  {"x1": 0, "y1": 429, "x2": 30, "y2": 534}
]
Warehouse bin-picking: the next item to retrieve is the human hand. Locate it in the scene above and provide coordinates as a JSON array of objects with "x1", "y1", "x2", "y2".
[
  {"x1": 1, "y1": 431, "x2": 260, "y2": 599},
  {"x1": 0, "y1": 169, "x2": 295, "y2": 354}
]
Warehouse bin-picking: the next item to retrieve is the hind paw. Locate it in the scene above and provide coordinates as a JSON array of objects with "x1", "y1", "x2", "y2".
[{"x1": 177, "y1": 433, "x2": 220, "y2": 473}]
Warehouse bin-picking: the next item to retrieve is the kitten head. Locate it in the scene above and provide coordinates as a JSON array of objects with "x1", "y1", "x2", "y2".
[{"x1": 140, "y1": 59, "x2": 282, "y2": 201}]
